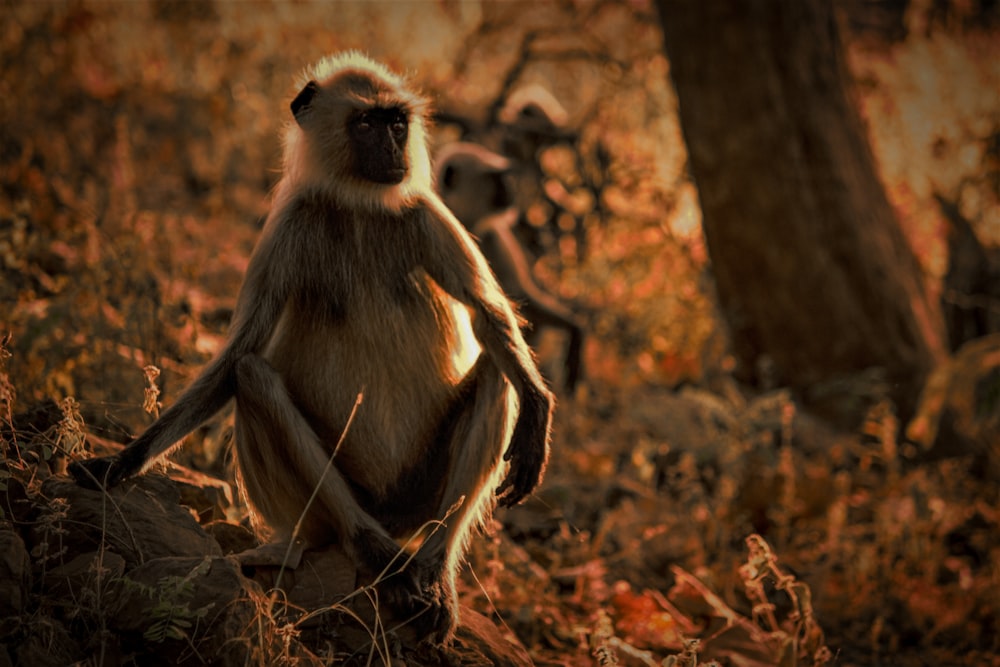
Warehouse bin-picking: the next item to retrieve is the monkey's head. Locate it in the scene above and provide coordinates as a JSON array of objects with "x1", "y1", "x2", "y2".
[
  {"x1": 498, "y1": 84, "x2": 577, "y2": 162},
  {"x1": 435, "y1": 142, "x2": 515, "y2": 229},
  {"x1": 283, "y1": 52, "x2": 432, "y2": 212}
]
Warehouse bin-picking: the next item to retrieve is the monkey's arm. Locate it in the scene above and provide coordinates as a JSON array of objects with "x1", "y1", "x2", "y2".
[
  {"x1": 479, "y1": 215, "x2": 577, "y2": 320},
  {"x1": 70, "y1": 220, "x2": 294, "y2": 490},
  {"x1": 420, "y1": 196, "x2": 553, "y2": 506}
]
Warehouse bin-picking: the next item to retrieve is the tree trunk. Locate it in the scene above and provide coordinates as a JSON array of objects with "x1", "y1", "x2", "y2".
[{"x1": 656, "y1": 0, "x2": 945, "y2": 417}]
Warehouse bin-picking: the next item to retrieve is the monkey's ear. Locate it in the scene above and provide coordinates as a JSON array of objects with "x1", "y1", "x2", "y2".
[
  {"x1": 441, "y1": 165, "x2": 456, "y2": 189},
  {"x1": 291, "y1": 81, "x2": 320, "y2": 123}
]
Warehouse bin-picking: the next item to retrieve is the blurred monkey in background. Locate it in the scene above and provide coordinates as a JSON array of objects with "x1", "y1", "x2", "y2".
[
  {"x1": 497, "y1": 84, "x2": 575, "y2": 164},
  {"x1": 436, "y1": 142, "x2": 584, "y2": 391}
]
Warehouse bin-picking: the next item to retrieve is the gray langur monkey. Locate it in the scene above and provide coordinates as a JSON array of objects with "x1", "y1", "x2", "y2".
[
  {"x1": 69, "y1": 52, "x2": 554, "y2": 644},
  {"x1": 436, "y1": 142, "x2": 584, "y2": 391}
]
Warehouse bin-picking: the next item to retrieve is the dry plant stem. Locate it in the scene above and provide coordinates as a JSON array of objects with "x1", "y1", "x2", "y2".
[
  {"x1": 361, "y1": 587, "x2": 392, "y2": 666},
  {"x1": 272, "y1": 391, "x2": 364, "y2": 596},
  {"x1": 94, "y1": 480, "x2": 112, "y2": 664},
  {"x1": 1, "y1": 334, "x2": 20, "y2": 460},
  {"x1": 142, "y1": 365, "x2": 162, "y2": 418},
  {"x1": 664, "y1": 639, "x2": 701, "y2": 667},
  {"x1": 590, "y1": 609, "x2": 620, "y2": 666},
  {"x1": 670, "y1": 565, "x2": 754, "y2": 638},
  {"x1": 740, "y1": 534, "x2": 829, "y2": 665},
  {"x1": 608, "y1": 638, "x2": 659, "y2": 667},
  {"x1": 466, "y1": 562, "x2": 518, "y2": 639},
  {"x1": 742, "y1": 535, "x2": 785, "y2": 631},
  {"x1": 325, "y1": 596, "x2": 391, "y2": 664}
]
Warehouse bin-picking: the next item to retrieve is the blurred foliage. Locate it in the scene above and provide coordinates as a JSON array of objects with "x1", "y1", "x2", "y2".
[
  {"x1": 1, "y1": 1, "x2": 998, "y2": 666},
  {"x1": 0, "y1": 0, "x2": 714, "y2": 438}
]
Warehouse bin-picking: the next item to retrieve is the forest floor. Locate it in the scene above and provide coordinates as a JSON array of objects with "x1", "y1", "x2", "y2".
[{"x1": 2, "y1": 337, "x2": 998, "y2": 665}]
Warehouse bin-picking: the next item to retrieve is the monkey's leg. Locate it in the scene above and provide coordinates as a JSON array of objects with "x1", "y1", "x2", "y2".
[
  {"x1": 410, "y1": 356, "x2": 516, "y2": 642},
  {"x1": 522, "y1": 312, "x2": 584, "y2": 393},
  {"x1": 232, "y1": 355, "x2": 423, "y2": 600},
  {"x1": 520, "y1": 300, "x2": 584, "y2": 393},
  {"x1": 563, "y1": 325, "x2": 584, "y2": 391}
]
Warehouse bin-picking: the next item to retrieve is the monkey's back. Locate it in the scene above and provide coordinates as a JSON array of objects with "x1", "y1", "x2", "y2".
[{"x1": 259, "y1": 196, "x2": 469, "y2": 499}]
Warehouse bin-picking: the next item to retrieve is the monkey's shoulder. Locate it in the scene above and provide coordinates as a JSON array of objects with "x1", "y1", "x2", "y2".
[
  {"x1": 274, "y1": 193, "x2": 432, "y2": 246},
  {"x1": 263, "y1": 195, "x2": 444, "y2": 306}
]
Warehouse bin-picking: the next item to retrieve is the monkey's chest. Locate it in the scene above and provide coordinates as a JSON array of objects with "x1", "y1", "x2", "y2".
[
  {"x1": 264, "y1": 269, "x2": 467, "y2": 487},
  {"x1": 313, "y1": 262, "x2": 454, "y2": 351}
]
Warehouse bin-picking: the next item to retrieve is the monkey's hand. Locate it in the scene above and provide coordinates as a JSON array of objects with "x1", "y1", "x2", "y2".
[
  {"x1": 497, "y1": 384, "x2": 553, "y2": 507},
  {"x1": 69, "y1": 451, "x2": 138, "y2": 491}
]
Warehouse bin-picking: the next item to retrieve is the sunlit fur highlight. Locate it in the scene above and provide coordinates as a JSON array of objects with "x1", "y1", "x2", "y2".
[{"x1": 279, "y1": 52, "x2": 432, "y2": 214}]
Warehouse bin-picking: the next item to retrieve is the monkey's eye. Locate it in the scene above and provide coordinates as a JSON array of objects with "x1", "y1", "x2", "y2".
[
  {"x1": 390, "y1": 113, "x2": 407, "y2": 137},
  {"x1": 354, "y1": 113, "x2": 373, "y2": 133}
]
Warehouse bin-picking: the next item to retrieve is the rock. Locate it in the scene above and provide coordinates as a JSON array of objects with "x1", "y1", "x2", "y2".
[
  {"x1": 42, "y1": 550, "x2": 126, "y2": 600},
  {"x1": 19, "y1": 465, "x2": 535, "y2": 665},
  {"x1": 112, "y1": 556, "x2": 249, "y2": 633},
  {"x1": 10, "y1": 617, "x2": 80, "y2": 667},
  {"x1": 204, "y1": 520, "x2": 256, "y2": 555},
  {"x1": 242, "y1": 542, "x2": 356, "y2": 613},
  {"x1": 109, "y1": 555, "x2": 294, "y2": 666},
  {"x1": 103, "y1": 550, "x2": 536, "y2": 667},
  {"x1": 0, "y1": 474, "x2": 33, "y2": 526},
  {"x1": 236, "y1": 538, "x2": 307, "y2": 569},
  {"x1": 78, "y1": 434, "x2": 234, "y2": 523},
  {"x1": 39, "y1": 475, "x2": 222, "y2": 568},
  {"x1": 244, "y1": 542, "x2": 404, "y2": 653},
  {"x1": 165, "y1": 464, "x2": 234, "y2": 523},
  {"x1": 0, "y1": 527, "x2": 31, "y2": 617}
]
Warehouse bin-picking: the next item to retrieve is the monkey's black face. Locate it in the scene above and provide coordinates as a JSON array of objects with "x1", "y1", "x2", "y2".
[{"x1": 349, "y1": 107, "x2": 409, "y2": 184}]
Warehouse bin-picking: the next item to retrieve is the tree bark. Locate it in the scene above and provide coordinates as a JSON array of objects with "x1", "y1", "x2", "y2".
[{"x1": 656, "y1": 0, "x2": 945, "y2": 416}]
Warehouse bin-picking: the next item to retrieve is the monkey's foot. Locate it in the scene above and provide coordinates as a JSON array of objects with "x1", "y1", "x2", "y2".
[
  {"x1": 406, "y1": 581, "x2": 458, "y2": 645},
  {"x1": 375, "y1": 571, "x2": 457, "y2": 645}
]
